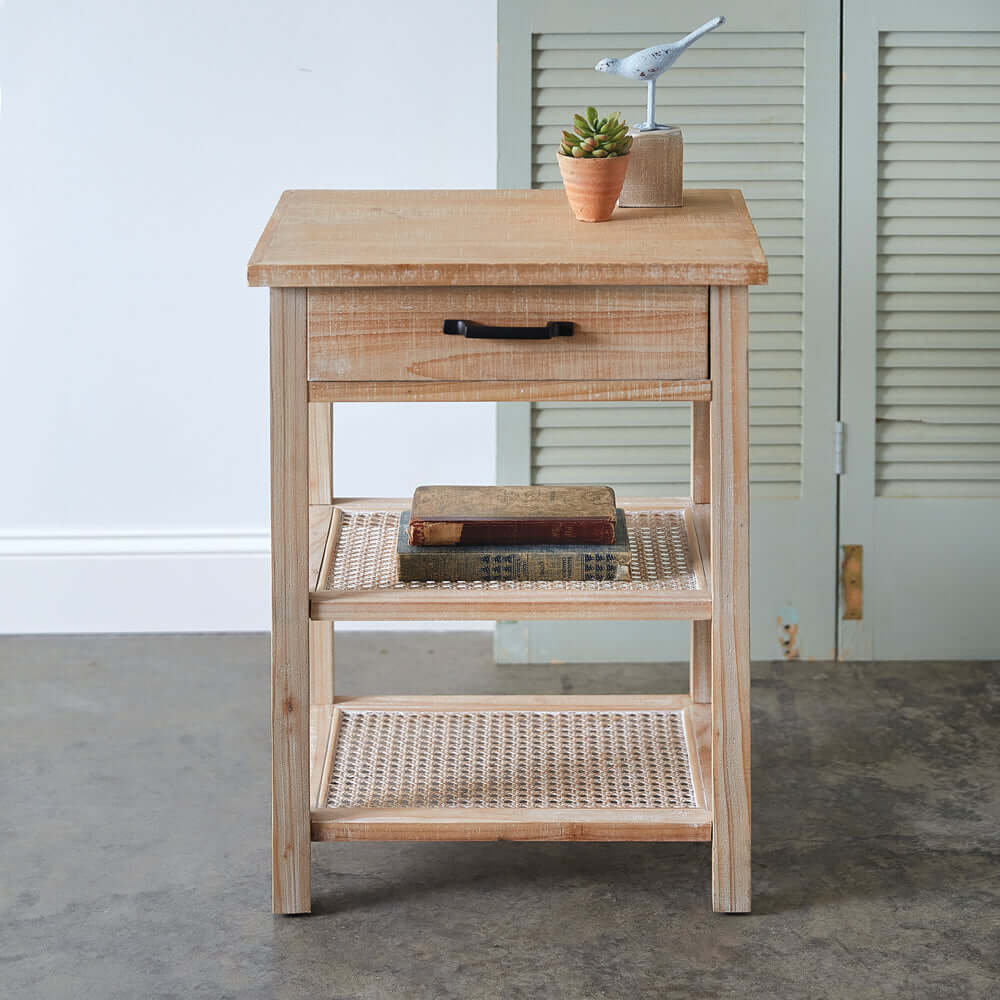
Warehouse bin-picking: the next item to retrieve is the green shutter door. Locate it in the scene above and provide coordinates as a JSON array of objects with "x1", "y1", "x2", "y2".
[
  {"x1": 496, "y1": 0, "x2": 840, "y2": 662},
  {"x1": 840, "y1": 5, "x2": 1000, "y2": 658}
]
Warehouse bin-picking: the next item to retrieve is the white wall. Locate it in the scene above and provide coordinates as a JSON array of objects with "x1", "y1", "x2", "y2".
[{"x1": 0, "y1": 1, "x2": 498, "y2": 633}]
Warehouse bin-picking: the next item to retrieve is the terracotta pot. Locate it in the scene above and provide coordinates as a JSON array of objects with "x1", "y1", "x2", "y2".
[{"x1": 556, "y1": 153, "x2": 631, "y2": 222}]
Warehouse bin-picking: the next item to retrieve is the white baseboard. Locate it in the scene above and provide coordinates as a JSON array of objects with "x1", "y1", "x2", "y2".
[
  {"x1": 0, "y1": 528, "x2": 272, "y2": 633},
  {"x1": 0, "y1": 530, "x2": 489, "y2": 634},
  {"x1": 0, "y1": 528, "x2": 271, "y2": 558}
]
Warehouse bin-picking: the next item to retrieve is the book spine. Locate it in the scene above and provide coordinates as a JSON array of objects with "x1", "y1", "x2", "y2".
[
  {"x1": 398, "y1": 548, "x2": 630, "y2": 583},
  {"x1": 408, "y1": 518, "x2": 616, "y2": 547}
]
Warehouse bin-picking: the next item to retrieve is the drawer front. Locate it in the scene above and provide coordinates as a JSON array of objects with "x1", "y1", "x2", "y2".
[{"x1": 307, "y1": 286, "x2": 707, "y2": 382}]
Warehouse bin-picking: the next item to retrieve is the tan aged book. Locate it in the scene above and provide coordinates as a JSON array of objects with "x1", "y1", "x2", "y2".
[{"x1": 407, "y1": 485, "x2": 618, "y2": 546}]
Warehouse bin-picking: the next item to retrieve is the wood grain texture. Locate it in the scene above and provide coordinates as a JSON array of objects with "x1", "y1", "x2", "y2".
[
  {"x1": 248, "y1": 189, "x2": 768, "y2": 287},
  {"x1": 691, "y1": 401, "x2": 711, "y2": 505},
  {"x1": 330, "y1": 496, "x2": 698, "y2": 513},
  {"x1": 310, "y1": 589, "x2": 711, "y2": 622},
  {"x1": 269, "y1": 287, "x2": 311, "y2": 915},
  {"x1": 311, "y1": 807, "x2": 711, "y2": 842},
  {"x1": 692, "y1": 501, "x2": 711, "y2": 564},
  {"x1": 684, "y1": 505, "x2": 709, "y2": 593},
  {"x1": 331, "y1": 694, "x2": 691, "y2": 711},
  {"x1": 306, "y1": 400, "x2": 334, "y2": 707},
  {"x1": 309, "y1": 507, "x2": 340, "y2": 702},
  {"x1": 709, "y1": 285, "x2": 752, "y2": 913},
  {"x1": 307, "y1": 285, "x2": 707, "y2": 382},
  {"x1": 618, "y1": 126, "x2": 683, "y2": 209},
  {"x1": 308, "y1": 379, "x2": 712, "y2": 403},
  {"x1": 682, "y1": 704, "x2": 706, "y2": 811},
  {"x1": 309, "y1": 703, "x2": 335, "y2": 809},
  {"x1": 308, "y1": 505, "x2": 333, "y2": 592},
  {"x1": 690, "y1": 498, "x2": 712, "y2": 705},
  {"x1": 690, "y1": 621, "x2": 712, "y2": 706},
  {"x1": 315, "y1": 507, "x2": 342, "y2": 597},
  {"x1": 689, "y1": 702, "x2": 713, "y2": 814},
  {"x1": 309, "y1": 621, "x2": 334, "y2": 706},
  {"x1": 317, "y1": 705, "x2": 342, "y2": 809},
  {"x1": 307, "y1": 402, "x2": 333, "y2": 505}
]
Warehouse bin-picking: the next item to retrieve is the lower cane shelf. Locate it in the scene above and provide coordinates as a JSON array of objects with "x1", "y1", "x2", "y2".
[{"x1": 309, "y1": 696, "x2": 712, "y2": 843}]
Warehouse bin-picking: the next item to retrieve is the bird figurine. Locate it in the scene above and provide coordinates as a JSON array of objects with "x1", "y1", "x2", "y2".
[{"x1": 595, "y1": 16, "x2": 726, "y2": 131}]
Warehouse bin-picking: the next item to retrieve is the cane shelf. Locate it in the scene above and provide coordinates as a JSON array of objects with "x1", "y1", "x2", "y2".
[{"x1": 308, "y1": 498, "x2": 710, "y2": 621}]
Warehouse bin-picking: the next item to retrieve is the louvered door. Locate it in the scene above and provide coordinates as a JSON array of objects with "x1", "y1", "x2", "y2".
[
  {"x1": 497, "y1": 0, "x2": 840, "y2": 662},
  {"x1": 840, "y1": 3, "x2": 1000, "y2": 657}
]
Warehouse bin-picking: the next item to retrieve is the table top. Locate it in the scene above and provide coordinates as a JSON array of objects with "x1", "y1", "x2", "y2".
[{"x1": 248, "y1": 189, "x2": 767, "y2": 288}]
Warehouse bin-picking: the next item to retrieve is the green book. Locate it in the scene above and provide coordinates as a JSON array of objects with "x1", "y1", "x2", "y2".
[{"x1": 397, "y1": 510, "x2": 631, "y2": 583}]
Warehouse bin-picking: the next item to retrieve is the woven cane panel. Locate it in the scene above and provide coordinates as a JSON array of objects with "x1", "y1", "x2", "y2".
[
  {"x1": 325, "y1": 709, "x2": 697, "y2": 809},
  {"x1": 324, "y1": 510, "x2": 698, "y2": 592}
]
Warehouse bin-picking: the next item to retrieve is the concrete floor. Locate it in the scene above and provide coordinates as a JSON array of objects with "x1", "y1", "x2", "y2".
[{"x1": 1, "y1": 633, "x2": 997, "y2": 1000}]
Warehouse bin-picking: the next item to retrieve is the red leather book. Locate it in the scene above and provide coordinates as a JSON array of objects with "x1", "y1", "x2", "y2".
[{"x1": 407, "y1": 485, "x2": 617, "y2": 546}]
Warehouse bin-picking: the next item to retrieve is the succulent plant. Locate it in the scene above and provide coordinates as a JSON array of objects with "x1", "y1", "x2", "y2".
[{"x1": 559, "y1": 107, "x2": 633, "y2": 158}]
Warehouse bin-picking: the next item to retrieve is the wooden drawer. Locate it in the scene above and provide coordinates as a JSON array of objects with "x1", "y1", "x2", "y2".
[{"x1": 307, "y1": 286, "x2": 707, "y2": 382}]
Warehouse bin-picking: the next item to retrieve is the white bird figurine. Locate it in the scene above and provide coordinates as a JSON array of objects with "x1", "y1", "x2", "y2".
[{"x1": 595, "y1": 16, "x2": 726, "y2": 131}]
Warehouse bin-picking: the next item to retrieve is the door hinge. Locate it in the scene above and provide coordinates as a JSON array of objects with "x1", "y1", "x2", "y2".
[{"x1": 834, "y1": 420, "x2": 845, "y2": 476}]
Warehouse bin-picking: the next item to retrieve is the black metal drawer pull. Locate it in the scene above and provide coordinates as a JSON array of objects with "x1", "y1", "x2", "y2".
[{"x1": 443, "y1": 319, "x2": 574, "y2": 340}]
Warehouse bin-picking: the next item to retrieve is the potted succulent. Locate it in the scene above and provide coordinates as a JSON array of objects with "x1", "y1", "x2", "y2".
[{"x1": 557, "y1": 107, "x2": 634, "y2": 222}]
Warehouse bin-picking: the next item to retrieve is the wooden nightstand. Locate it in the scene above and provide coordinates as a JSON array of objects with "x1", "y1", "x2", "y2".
[{"x1": 248, "y1": 189, "x2": 767, "y2": 914}]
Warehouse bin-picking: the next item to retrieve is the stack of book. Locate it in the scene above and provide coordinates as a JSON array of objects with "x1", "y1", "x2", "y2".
[{"x1": 396, "y1": 485, "x2": 631, "y2": 582}]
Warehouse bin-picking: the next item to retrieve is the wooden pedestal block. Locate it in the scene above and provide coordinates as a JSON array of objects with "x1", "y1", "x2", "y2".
[{"x1": 619, "y1": 126, "x2": 683, "y2": 208}]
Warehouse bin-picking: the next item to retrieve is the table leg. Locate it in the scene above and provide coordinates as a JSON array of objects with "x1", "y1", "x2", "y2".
[
  {"x1": 709, "y1": 285, "x2": 752, "y2": 913},
  {"x1": 270, "y1": 288, "x2": 311, "y2": 914}
]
